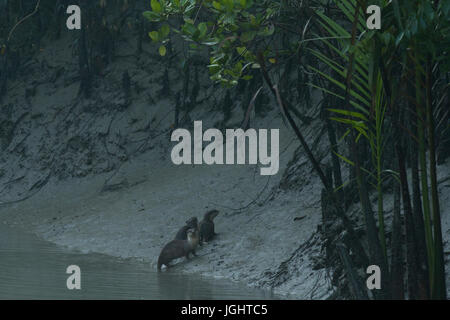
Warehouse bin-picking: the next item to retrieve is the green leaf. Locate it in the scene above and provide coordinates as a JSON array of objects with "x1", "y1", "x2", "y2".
[
  {"x1": 330, "y1": 117, "x2": 368, "y2": 131},
  {"x1": 142, "y1": 11, "x2": 161, "y2": 22},
  {"x1": 223, "y1": 0, "x2": 234, "y2": 11},
  {"x1": 184, "y1": 17, "x2": 195, "y2": 24},
  {"x1": 151, "y1": 0, "x2": 162, "y2": 13},
  {"x1": 181, "y1": 22, "x2": 196, "y2": 36},
  {"x1": 309, "y1": 66, "x2": 370, "y2": 109},
  {"x1": 334, "y1": 152, "x2": 355, "y2": 167},
  {"x1": 240, "y1": 31, "x2": 256, "y2": 43},
  {"x1": 327, "y1": 108, "x2": 368, "y2": 121},
  {"x1": 160, "y1": 24, "x2": 170, "y2": 38},
  {"x1": 159, "y1": 45, "x2": 167, "y2": 56},
  {"x1": 395, "y1": 31, "x2": 404, "y2": 46},
  {"x1": 202, "y1": 40, "x2": 220, "y2": 46},
  {"x1": 149, "y1": 31, "x2": 159, "y2": 42},
  {"x1": 308, "y1": 48, "x2": 370, "y2": 100},
  {"x1": 236, "y1": 47, "x2": 247, "y2": 55},
  {"x1": 198, "y1": 22, "x2": 208, "y2": 38},
  {"x1": 315, "y1": 10, "x2": 350, "y2": 38},
  {"x1": 212, "y1": 1, "x2": 221, "y2": 10},
  {"x1": 258, "y1": 24, "x2": 274, "y2": 37},
  {"x1": 207, "y1": 64, "x2": 221, "y2": 74}
]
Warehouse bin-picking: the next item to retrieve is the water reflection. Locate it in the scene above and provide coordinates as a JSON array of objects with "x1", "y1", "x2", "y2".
[{"x1": 0, "y1": 225, "x2": 276, "y2": 299}]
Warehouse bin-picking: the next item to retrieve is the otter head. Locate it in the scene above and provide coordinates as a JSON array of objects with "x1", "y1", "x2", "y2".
[
  {"x1": 204, "y1": 210, "x2": 219, "y2": 221},
  {"x1": 185, "y1": 217, "x2": 198, "y2": 228},
  {"x1": 186, "y1": 228, "x2": 199, "y2": 245}
]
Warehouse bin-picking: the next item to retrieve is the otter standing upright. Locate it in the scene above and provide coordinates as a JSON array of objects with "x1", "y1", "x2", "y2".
[
  {"x1": 174, "y1": 217, "x2": 198, "y2": 240},
  {"x1": 199, "y1": 209, "x2": 219, "y2": 243},
  {"x1": 157, "y1": 228, "x2": 199, "y2": 271}
]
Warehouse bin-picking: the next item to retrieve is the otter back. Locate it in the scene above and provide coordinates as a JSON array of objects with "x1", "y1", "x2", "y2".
[
  {"x1": 158, "y1": 230, "x2": 199, "y2": 271},
  {"x1": 157, "y1": 240, "x2": 193, "y2": 270},
  {"x1": 199, "y1": 220, "x2": 215, "y2": 242},
  {"x1": 199, "y1": 210, "x2": 219, "y2": 243},
  {"x1": 174, "y1": 226, "x2": 190, "y2": 240}
]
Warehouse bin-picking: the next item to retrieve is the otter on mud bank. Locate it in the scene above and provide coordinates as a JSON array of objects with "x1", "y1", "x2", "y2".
[
  {"x1": 157, "y1": 228, "x2": 199, "y2": 271},
  {"x1": 199, "y1": 210, "x2": 219, "y2": 243},
  {"x1": 174, "y1": 217, "x2": 198, "y2": 241}
]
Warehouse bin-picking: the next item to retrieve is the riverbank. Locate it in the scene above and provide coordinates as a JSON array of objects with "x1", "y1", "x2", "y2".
[
  {"x1": 3, "y1": 134, "x2": 448, "y2": 299},
  {"x1": 0, "y1": 26, "x2": 334, "y2": 298},
  {"x1": 1, "y1": 119, "x2": 333, "y2": 299}
]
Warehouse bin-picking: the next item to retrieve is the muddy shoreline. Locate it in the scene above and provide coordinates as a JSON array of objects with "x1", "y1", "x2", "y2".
[{"x1": 1, "y1": 127, "x2": 335, "y2": 299}]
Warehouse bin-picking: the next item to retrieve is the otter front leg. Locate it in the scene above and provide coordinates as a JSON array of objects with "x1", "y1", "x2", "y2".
[{"x1": 191, "y1": 249, "x2": 197, "y2": 256}]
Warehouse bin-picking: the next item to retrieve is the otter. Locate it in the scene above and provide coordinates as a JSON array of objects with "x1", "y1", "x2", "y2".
[
  {"x1": 199, "y1": 209, "x2": 219, "y2": 243},
  {"x1": 174, "y1": 216, "x2": 198, "y2": 241},
  {"x1": 157, "y1": 228, "x2": 199, "y2": 271}
]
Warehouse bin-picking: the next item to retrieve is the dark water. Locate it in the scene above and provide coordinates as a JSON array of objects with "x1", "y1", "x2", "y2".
[{"x1": 0, "y1": 225, "x2": 277, "y2": 299}]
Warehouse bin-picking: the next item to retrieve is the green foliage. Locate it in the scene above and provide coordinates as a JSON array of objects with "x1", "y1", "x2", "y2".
[
  {"x1": 143, "y1": 0, "x2": 279, "y2": 85},
  {"x1": 311, "y1": 0, "x2": 449, "y2": 299}
]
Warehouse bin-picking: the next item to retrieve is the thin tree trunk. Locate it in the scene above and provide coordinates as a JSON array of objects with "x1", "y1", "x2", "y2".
[
  {"x1": 259, "y1": 55, "x2": 369, "y2": 268},
  {"x1": 0, "y1": 45, "x2": 7, "y2": 99},
  {"x1": 182, "y1": 60, "x2": 190, "y2": 112},
  {"x1": 396, "y1": 142, "x2": 420, "y2": 299},
  {"x1": 351, "y1": 137, "x2": 389, "y2": 298},
  {"x1": 78, "y1": 2, "x2": 91, "y2": 98},
  {"x1": 324, "y1": 83, "x2": 344, "y2": 203},
  {"x1": 174, "y1": 92, "x2": 180, "y2": 128},
  {"x1": 426, "y1": 58, "x2": 447, "y2": 299},
  {"x1": 342, "y1": 1, "x2": 389, "y2": 299},
  {"x1": 390, "y1": 174, "x2": 404, "y2": 299},
  {"x1": 409, "y1": 105, "x2": 430, "y2": 299},
  {"x1": 0, "y1": 0, "x2": 9, "y2": 99},
  {"x1": 336, "y1": 242, "x2": 369, "y2": 300},
  {"x1": 137, "y1": 14, "x2": 143, "y2": 54},
  {"x1": 415, "y1": 57, "x2": 434, "y2": 285}
]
